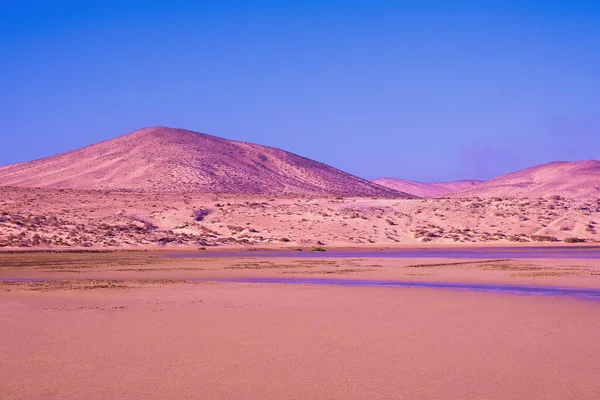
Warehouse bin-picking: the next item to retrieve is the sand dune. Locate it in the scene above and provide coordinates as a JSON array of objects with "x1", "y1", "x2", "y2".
[
  {"x1": 372, "y1": 178, "x2": 483, "y2": 198},
  {"x1": 0, "y1": 127, "x2": 408, "y2": 197},
  {"x1": 451, "y1": 160, "x2": 600, "y2": 199}
]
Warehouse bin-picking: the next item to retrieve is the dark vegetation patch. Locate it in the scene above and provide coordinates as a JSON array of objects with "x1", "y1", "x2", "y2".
[{"x1": 0, "y1": 279, "x2": 188, "y2": 292}]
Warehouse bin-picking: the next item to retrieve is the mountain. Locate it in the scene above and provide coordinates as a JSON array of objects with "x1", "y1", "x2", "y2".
[
  {"x1": 0, "y1": 126, "x2": 410, "y2": 197},
  {"x1": 450, "y1": 160, "x2": 600, "y2": 199},
  {"x1": 372, "y1": 178, "x2": 483, "y2": 198}
]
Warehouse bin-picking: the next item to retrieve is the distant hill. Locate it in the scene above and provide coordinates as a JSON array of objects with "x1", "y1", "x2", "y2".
[
  {"x1": 0, "y1": 126, "x2": 410, "y2": 197},
  {"x1": 450, "y1": 160, "x2": 600, "y2": 199},
  {"x1": 372, "y1": 178, "x2": 483, "y2": 198}
]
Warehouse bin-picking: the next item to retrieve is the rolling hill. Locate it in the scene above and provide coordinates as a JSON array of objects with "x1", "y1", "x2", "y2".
[
  {"x1": 0, "y1": 126, "x2": 410, "y2": 197},
  {"x1": 450, "y1": 160, "x2": 600, "y2": 199}
]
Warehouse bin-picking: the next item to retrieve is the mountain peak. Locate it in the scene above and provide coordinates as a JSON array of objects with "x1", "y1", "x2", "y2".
[
  {"x1": 0, "y1": 127, "x2": 410, "y2": 197},
  {"x1": 128, "y1": 126, "x2": 208, "y2": 139}
]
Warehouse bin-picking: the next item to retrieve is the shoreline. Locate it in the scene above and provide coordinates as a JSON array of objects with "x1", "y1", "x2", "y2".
[
  {"x1": 3, "y1": 276, "x2": 600, "y2": 301},
  {"x1": 2, "y1": 242, "x2": 600, "y2": 254}
]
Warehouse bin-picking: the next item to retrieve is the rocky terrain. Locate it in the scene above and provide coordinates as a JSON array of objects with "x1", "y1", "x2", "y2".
[
  {"x1": 1, "y1": 186, "x2": 599, "y2": 249},
  {"x1": 1, "y1": 127, "x2": 599, "y2": 249}
]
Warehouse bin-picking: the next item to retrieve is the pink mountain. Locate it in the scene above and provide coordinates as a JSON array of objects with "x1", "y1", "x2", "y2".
[
  {"x1": 0, "y1": 127, "x2": 410, "y2": 197},
  {"x1": 450, "y1": 160, "x2": 600, "y2": 199}
]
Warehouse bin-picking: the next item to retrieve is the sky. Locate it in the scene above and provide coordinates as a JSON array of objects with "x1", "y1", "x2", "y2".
[{"x1": 1, "y1": 0, "x2": 599, "y2": 182}]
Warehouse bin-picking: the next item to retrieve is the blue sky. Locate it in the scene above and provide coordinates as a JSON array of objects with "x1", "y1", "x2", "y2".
[{"x1": 2, "y1": 1, "x2": 599, "y2": 181}]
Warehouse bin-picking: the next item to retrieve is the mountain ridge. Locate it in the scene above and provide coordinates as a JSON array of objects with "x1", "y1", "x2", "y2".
[
  {"x1": 372, "y1": 178, "x2": 483, "y2": 198},
  {"x1": 450, "y1": 160, "x2": 600, "y2": 199}
]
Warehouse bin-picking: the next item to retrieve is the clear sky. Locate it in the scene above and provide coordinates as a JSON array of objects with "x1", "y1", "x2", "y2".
[{"x1": 2, "y1": 0, "x2": 599, "y2": 182}]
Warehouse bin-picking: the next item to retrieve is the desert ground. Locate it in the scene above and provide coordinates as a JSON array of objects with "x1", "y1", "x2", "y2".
[
  {"x1": 1, "y1": 186, "x2": 599, "y2": 249},
  {"x1": 4, "y1": 4, "x2": 599, "y2": 398},
  {"x1": 2, "y1": 130, "x2": 600, "y2": 399},
  {"x1": 1, "y1": 251, "x2": 600, "y2": 399}
]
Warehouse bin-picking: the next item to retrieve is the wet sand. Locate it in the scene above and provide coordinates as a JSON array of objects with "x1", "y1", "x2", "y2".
[
  {"x1": 2, "y1": 252, "x2": 600, "y2": 399},
  {"x1": 163, "y1": 245, "x2": 600, "y2": 259}
]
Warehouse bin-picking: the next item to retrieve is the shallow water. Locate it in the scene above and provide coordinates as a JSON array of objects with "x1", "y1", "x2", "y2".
[
  {"x1": 2, "y1": 276, "x2": 599, "y2": 301},
  {"x1": 218, "y1": 277, "x2": 600, "y2": 301},
  {"x1": 166, "y1": 246, "x2": 600, "y2": 259}
]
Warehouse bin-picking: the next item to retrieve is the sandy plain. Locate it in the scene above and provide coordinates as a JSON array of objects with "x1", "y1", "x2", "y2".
[
  {"x1": 1, "y1": 251, "x2": 600, "y2": 399},
  {"x1": 2, "y1": 187, "x2": 600, "y2": 250}
]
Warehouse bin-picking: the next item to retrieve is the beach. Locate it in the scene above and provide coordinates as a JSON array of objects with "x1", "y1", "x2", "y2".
[{"x1": 2, "y1": 250, "x2": 600, "y2": 399}]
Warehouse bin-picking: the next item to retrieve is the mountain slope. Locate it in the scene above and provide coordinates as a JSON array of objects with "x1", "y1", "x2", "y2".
[
  {"x1": 451, "y1": 160, "x2": 600, "y2": 199},
  {"x1": 0, "y1": 127, "x2": 410, "y2": 197},
  {"x1": 372, "y1": 178, "x2": 483, "y2": 198}
]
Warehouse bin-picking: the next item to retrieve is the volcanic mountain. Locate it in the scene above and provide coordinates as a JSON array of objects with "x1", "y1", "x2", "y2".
[
  {"x1": 0, "y1": 127, "x2": 409, "y2": 197},
  {"x1": 372, "y1": 178, "x2": 483, "y2": 198},
  {"x1": 450, "y1": 160, "x2": 600, "y2": 199}
]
